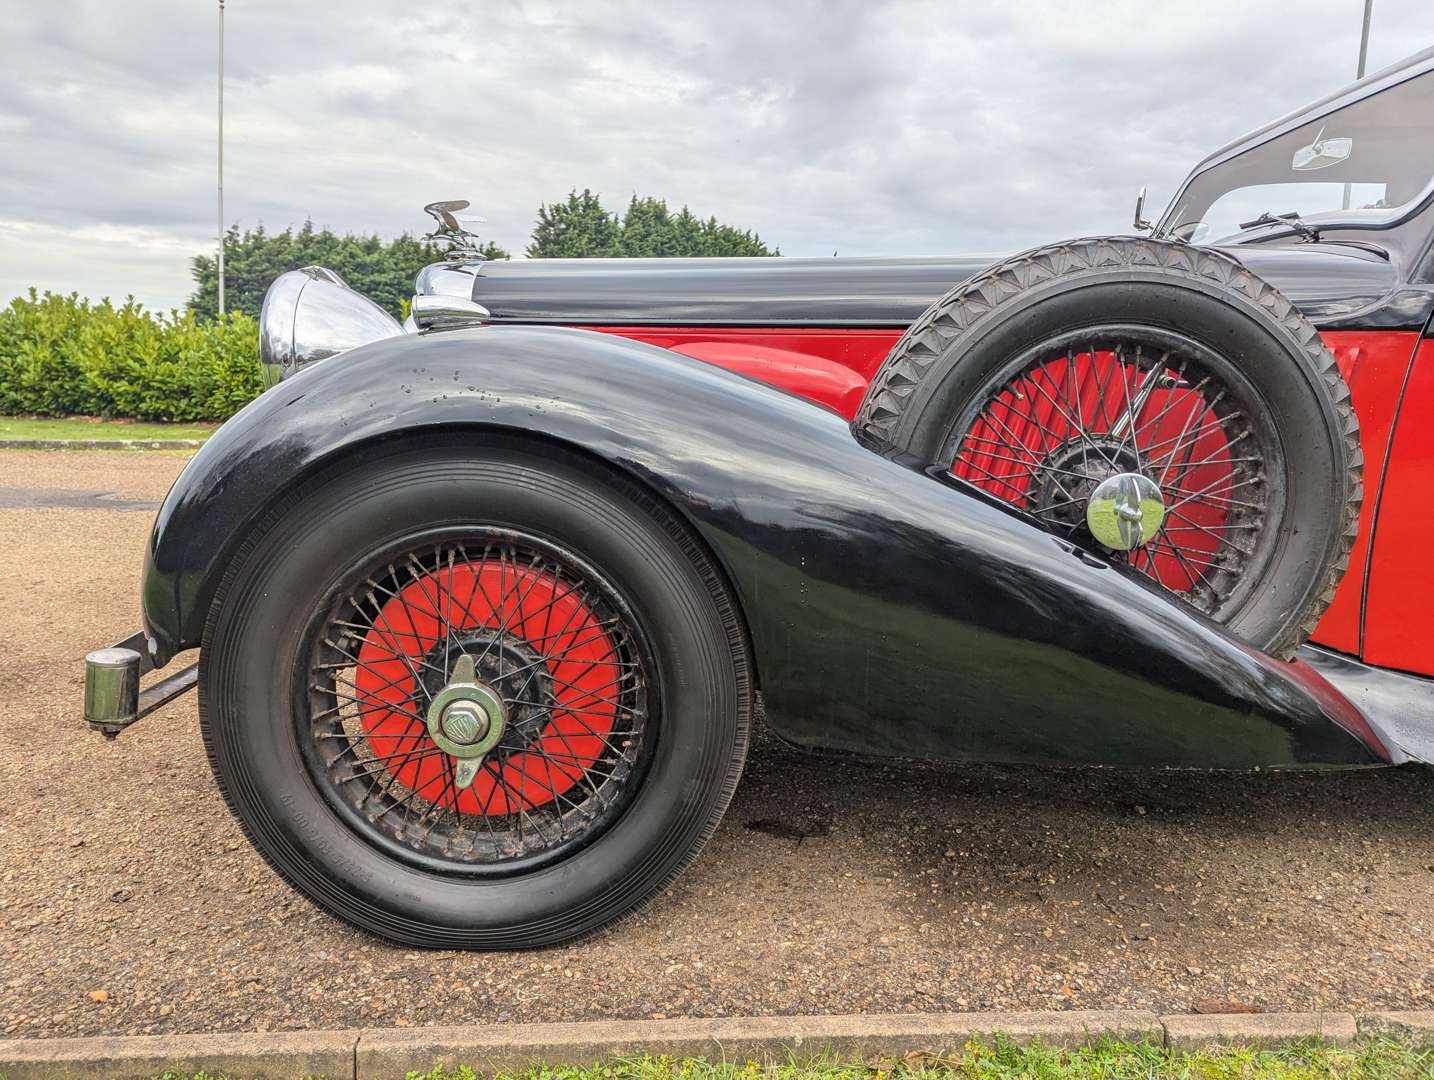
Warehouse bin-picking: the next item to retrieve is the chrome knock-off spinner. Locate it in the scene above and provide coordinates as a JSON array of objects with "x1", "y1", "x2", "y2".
[
  {"x1": 1085, "y1": 472, "x2": 1166, "y2": 551},
  {"x1": 425, "y1": 653, "x2": 507, "y2": 789}
]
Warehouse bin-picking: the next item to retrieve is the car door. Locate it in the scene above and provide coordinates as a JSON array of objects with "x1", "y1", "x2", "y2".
[{"x1": 1361, "y1": 330, "x2": 1434, "y2": 674}]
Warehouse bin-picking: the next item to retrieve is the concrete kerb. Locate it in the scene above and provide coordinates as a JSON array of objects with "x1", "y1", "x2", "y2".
[
  {"x1": 354, "y1": 1011, "x2": 1161, "y2": 1077},
  {"x1": 0, "y1": 1009, "x2": 1418, "y2": 1080},
  {"x1": 1161, "y1": 1011, "x2": 1357, "y2": 1050},
  {"x1": 0, "y1": 1028, "x2": 357, "y2": 1080}
]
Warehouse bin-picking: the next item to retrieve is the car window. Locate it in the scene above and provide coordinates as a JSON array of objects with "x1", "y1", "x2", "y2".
[{"x1": 1163, "y1": 70, "x2": 1434, "y2": 243}]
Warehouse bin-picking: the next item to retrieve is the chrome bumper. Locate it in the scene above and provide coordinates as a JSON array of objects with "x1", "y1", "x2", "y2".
[{"x1": 84, "y1": 632, "x2": 198, "y2": 739}]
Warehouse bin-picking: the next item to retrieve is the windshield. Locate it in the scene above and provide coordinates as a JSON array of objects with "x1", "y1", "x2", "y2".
[{"x1": 1162, "y1": 69, "x2": 1434, "y2": 244}]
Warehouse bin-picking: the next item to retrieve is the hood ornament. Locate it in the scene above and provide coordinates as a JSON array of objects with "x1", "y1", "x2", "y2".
[{"x1": 422, "y1": 199, "x2": 490, "y2": 262}]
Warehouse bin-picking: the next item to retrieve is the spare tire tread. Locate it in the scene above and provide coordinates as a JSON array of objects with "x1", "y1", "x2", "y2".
[{"x1": 854, "y1": 235, "x2": 1362, "y2": 659}]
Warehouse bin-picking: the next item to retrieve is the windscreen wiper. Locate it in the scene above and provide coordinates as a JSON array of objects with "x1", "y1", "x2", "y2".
[{"x1": 1238, "y1": 210, "x2": 1321, "y2": 241}]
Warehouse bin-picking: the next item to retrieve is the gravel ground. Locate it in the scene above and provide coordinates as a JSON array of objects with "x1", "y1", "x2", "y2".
[{"x1": 1, "y1": 449, "x2": 1431, "y2": 1040}]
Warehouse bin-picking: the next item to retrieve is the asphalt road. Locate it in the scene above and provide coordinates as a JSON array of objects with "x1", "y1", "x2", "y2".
[{"x1": 1, "y1": 449, "x2": 1430, "y2": 1040}]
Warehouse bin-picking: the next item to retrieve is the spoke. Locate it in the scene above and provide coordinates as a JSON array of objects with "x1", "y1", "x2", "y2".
[
  {"x1": 959, "y1": 444, "x2": 1095, "y2": 493},
  {"x1": 952, "y1": 454, "x2": 1036, "y2": 500},
  {"x1": 304, "y1": 537, "x2": 649, "y2": 868},
  {"x1": 1149, "y1": 397, "x2": 1228, "y2": 481},
  {"x1": 326, "y1": 668, "x2": 429, "y2": 726},
  {"x1": 1130, "y1": 368, "x2": 1203, "y2": 444},
  {"x1": 1165, "y1": 472, "x2": 1265, "y2": 513},
  {"x1": 1162, "y1": 509, "x2": 1256, "y2": 557},
  {"x1": 1152, "y1": 535, "x2": 1222, "y2": 598},
  {"x1": 984, "y1": 392, "x2": 1060, "y2": 460},
  {"x1": 962, "y1": 457, "x2": 1070, "y2": 506},
  {"x1": 959, "y1": 432, "x2": 1047, "y2": 465},
  {"x1": 1022, "y1": 366, "x2": 1119, "y2": 467},
  {"x1": 1111, "y1": 348, "x2": 1168, "y2": 462},
  {"x1": 502, "y1": 705, "x2": 634, "y2": 757},
  {"x1": 1150, "y1": 538, "x2": 1222, "y2": 571},
  {"x1": 1090, "y1": 344, "x2": 1118, "y2": 434},
  {"x1": 1135, "y1": 544, "x2": 1168, "y2": 589},
  {"x1": 1064, "y1": 348, "x2": 1092, "y2": 478}
]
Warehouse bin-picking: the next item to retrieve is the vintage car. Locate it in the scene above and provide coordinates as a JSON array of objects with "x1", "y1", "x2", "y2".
[{"x1": 86, "y1": 46, "x2": 1434, "y2": 948}]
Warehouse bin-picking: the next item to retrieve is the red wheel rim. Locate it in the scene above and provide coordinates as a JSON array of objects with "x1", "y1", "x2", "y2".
[
  {"x1": 354, "y1": 559, "x2": 619, "y2": 814},
  {"x1": 304, "y1": 534, "x2": 653, "y2": 870},
  {"x1": 946, "y1": 338, "x2": 1271, "y2": 612}
]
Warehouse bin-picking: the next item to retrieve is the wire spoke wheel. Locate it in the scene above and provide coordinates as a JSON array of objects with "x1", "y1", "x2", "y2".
[
  {"x1": 942, "y1": 327, "x2": 1284, "y2": 619},
  {"x1": 299, "y1": 529, "x2": 656, "y2": 875},
  {"x1": 856, "y1": 237, "x2": 1362, "y2": 658},
  {"x1": 201, "y1": 444, "x2": 749, "y2": 947}
]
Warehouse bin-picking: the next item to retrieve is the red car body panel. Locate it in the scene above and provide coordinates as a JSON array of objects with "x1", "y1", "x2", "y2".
[
  {"x1": 1316, "y1": 331, "x2": 1423, "y2": 658},
  {"x1": 580, "y1": 327, "x2": 900, "y2": 416},
  {"x1": 1363, "y1": 338, "x2": 1434, "y2": 672},
  {"x1": 585, "y1": 323, "x2": 1430, "y2": 674}
]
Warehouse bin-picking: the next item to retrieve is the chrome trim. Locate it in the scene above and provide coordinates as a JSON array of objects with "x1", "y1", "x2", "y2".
[
  {"x1": 258, "y1": 266, "x2": 403, "y2": 389},
  {"x1": 415, "y1": 261, "x2": 483, "y2": 299},
  {"x1": 1086, "y1": 472, "x2": 1165, "y2": 551},
  {"x1": 85, "y1": 647, "x2": 141, "y2": 734},
  {"x1": 410, "y1": 261, "x2": 489, "y2": 333},
  {"x1": 410, "y1": 293, "x2": 491, "y2": 332}
]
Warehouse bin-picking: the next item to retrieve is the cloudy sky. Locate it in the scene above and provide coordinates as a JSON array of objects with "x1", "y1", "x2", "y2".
[{"x1": 1, "y1": 0, "x2": 1431, "y2": 311}]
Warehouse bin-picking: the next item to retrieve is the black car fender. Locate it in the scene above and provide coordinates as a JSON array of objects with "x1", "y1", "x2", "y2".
[{"x1": 142, "y1": 324, "x2": 1387, "y2": 769}]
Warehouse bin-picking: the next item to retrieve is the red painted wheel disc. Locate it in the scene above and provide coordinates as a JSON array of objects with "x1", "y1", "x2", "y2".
[{"x1": 352, "y1": 559, "x2": 620, "y2": 815}]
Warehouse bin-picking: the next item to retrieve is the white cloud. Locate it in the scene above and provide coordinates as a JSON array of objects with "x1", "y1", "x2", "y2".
[
  {"x1": 0, "y1": 220, "x2": 209, "y2": 311},
  {"x1": 0, "y1": 0, "x2": 1431, "y2": 310}
]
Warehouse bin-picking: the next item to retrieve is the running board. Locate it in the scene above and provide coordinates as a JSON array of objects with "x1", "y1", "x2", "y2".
[
  {"x1": 1298, "y1": 644, "x2": 1434, "y2": 765},
  {"x1": 84, "y1": 635, "x2": 198, "y2": 739}
]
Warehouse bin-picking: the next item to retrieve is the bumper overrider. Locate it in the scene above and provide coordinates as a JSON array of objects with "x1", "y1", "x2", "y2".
[{"x1": 83, "y1": 633, "x2": 197, "y2": 739}]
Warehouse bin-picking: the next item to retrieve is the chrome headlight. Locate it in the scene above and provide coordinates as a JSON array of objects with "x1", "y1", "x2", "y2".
[{"x1": 258, "y1": 266, "x2": 403, "y2": 389}]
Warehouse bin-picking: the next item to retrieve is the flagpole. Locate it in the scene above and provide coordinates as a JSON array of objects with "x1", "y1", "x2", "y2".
[
  {"x1": 1357, "y1": 0, "x2": 1373, "y2": 80},
  {"x1": 1342, "y1": 0, "x2": 1373, "y2": 211},
  {"x1": 217, "y1": 0, "x2": 226, "y2": 316}
]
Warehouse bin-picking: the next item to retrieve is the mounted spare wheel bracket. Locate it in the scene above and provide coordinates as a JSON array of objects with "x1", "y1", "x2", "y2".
[{"x1": 84, "y1": 631, "x2": 198, "y2": 740}]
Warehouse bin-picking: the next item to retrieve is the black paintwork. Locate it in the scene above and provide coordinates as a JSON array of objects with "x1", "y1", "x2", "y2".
[
  {"x1": 471, "y1": 245, "x2": 1431, "y2": 331},
  {"x1": 143, "y1": 325, "x2": 1385, "y2": 769}
]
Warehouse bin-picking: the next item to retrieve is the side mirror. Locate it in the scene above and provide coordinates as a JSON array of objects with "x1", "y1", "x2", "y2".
[{"x1": 1132, "y1": 187, "x2": 1154, "y2": 232}]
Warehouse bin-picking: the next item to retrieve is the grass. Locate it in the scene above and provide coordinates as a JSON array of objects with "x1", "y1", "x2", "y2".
[
  {"x1": 401, "y1": 1041, "x2": 1434, "y2": 1080},
  {"x1": 146, "y1": 1038, "x2": 1434, "y2": 1080},
  {"x1": 0, "y1": 415, "x2": 217, "y2": 442}
]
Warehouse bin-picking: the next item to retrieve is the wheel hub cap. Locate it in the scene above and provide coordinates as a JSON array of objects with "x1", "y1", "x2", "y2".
[
  {"x1": 425, "y1": 653, "x2": 507, "y2": 789},
  {"x1": 1085, "y1": 472, "x2": 1166, "y2": 551}
]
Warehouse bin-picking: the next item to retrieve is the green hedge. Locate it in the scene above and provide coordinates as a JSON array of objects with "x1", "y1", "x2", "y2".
[{"x1": 0, "y1": 290, "x2": 262, "y2": 422}]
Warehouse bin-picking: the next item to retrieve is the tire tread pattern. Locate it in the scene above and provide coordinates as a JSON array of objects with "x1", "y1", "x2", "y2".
[
  {"x1": 854, "y1": 236, "x2": 1362, "y2": 659},
  {"x1": 198, "y1": 435, "x2": 753, "y2": 949}
]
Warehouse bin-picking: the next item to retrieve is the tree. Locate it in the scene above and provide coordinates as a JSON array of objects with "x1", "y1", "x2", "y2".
[
  {"x1": 619, "y1": 195, "x2": 675, "y2": 256},
  {"x1": 525, "y1": 189, "x2": 622, "y2": 258},
  {"x1": 189, "y1": 221, "x2": 509, "y2": 320},
  {"x1": 527, "y1": 191, "x2": 777, "y2": 258}
]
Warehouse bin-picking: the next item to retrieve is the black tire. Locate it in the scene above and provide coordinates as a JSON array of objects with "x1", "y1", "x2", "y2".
[
  {"x1": 855, "y1": 236, "x2": 1362, "y2": 659},
  {"x1": 199, "y1": 438, "x2": 751, "y2": 948}
]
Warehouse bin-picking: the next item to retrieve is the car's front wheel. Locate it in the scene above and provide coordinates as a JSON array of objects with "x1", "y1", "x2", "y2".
[{"x1": 199, "y1": 438, "x2": 751, "y2": 948}]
